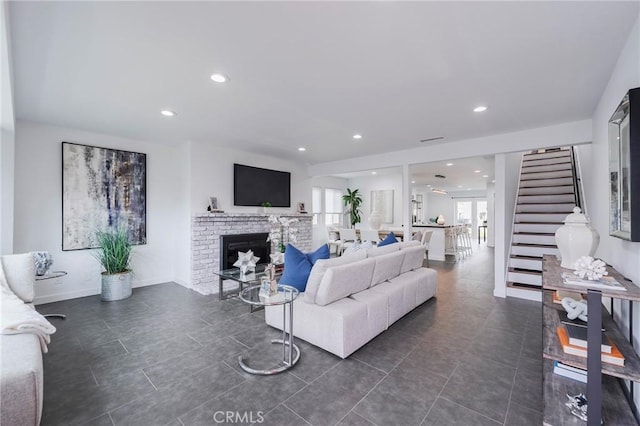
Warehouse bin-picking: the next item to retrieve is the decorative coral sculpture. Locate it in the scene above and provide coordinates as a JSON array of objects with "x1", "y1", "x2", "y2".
[{"x1": 573, "y1": 256, "x2": 608, "y2": 281}]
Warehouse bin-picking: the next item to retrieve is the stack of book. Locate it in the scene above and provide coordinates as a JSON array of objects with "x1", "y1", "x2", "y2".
[
  {"x1": 556, "y1": 325, "x2": 625, "y2": 366},
  {"x1": 561, "y1": 272, "x2": 627, "y2": 291},
  {"x1": 552, "y1": 290, "x2": 585, "y2": 304},
  {"x1": 553, "y1": 360, "x2": 587, "y2": 383}
]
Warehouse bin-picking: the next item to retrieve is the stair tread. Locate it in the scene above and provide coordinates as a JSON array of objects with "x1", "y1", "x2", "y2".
[
  {"x1": 510, "y1": 254, "x2": 544, "y2": 260},
  {"x1": 515, "y1": 221, "x2": 563, "y2": 225},
  {"x1": 513, "y1": 232, "x2": 556, "y2": 236},
  {"x1": 506, "y1": 282, "x2": 543, "y2": 291},
  {"x1": 516, "y1": 212, "x2": 572, "y2": 214},
  {"x1": 508, "y1": 268, "x2": 542, "y2": 276},
  {"x1": 512, "y1": 242, "x2": 558, "y2": 248},
  {"x1": 522, "y1": 161, "x2": 571, "y2": 169},
  {"x1": 518, "y1": 193, "x2": 575, "y2": 196}
]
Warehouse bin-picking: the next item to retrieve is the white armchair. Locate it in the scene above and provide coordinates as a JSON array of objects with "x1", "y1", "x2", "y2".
[
  {"x1": 421, "y1": 230, "x2": 434, "y2": 266},
  {"x1": 359, "y1": 229, "x2": 380, "y2": 245},
  {"x1": 326, "y1": 226, "x2": 342, "y2": 256},
  {"x1": 338, "y1": 229, "x2": 357, "y2": 255}
]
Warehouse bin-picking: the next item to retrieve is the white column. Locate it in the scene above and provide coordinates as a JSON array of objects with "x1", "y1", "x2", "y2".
[
  {"x1": 402, "y1": 163, "x2": 411, "y2": 238},
  {"x1": 493, "y1": 154, "x2": 507, "y2": 298}
]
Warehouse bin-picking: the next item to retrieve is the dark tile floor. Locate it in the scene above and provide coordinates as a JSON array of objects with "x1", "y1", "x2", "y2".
[{"x1": 37, "y1": 244, "x2": 543, "y2": 425}]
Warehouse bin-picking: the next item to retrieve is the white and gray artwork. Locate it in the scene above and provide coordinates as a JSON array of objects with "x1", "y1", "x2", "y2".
[{"x1": 62, "y1": 142, "x2": 146, "y2": 250}]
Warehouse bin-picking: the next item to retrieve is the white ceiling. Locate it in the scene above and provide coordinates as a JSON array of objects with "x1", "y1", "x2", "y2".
[
  {"x1": 9, "y1": 1, "x2": 639, "y2": 165},
  {"x1": 410, "y1": 156, "x2": 495, "y2": 192}
]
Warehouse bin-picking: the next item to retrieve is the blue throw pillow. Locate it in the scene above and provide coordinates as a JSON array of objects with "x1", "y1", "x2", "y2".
[
  {"x1": 378, "y1": 231, "x2": 398, "y2": 247},
  {"x1": 279, "y1": 244, "x2": 329, "y2": 292},
  {"x1": 306, "y1": 244, "x2": 330, "y2": 265}
]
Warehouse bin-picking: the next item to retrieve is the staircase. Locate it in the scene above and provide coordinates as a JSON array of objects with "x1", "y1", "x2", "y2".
[{"x1": 507, "y1": 148, "x2": 580, "y2": 290}]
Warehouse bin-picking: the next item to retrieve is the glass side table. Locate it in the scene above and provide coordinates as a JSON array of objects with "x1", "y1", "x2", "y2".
[
  {"x1": 214, "y1": 264, "x2": 282, "y2": 301},
  {"x1": 238, "y1": 284, "x2": 300, "y2": 375},
  {"x1": 35, "y1": 271, "x2": 67, "y2": 319}
]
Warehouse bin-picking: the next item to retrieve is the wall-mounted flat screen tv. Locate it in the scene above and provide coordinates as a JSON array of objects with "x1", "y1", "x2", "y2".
[{"x1": 234, "y1": 163, "x2": 291, "y2": 207}]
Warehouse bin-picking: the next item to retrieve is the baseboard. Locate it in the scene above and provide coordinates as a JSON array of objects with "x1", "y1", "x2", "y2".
[
  {"x1": 34, "y1": 288, "x2": 98, "y2": 305},
  {"x1": 34, "y1": 277, "x2": 175, "y2": 305}
]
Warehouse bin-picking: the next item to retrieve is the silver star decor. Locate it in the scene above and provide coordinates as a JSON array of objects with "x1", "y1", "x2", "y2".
[
  {"x1": 270, "y1": 252, "x2": 284, "y2": 265},
  {"x1": 233, "y1": 250, "x2": 259, "y2": 274}
]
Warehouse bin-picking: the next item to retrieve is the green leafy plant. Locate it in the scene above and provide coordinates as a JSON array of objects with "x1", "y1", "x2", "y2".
[
  {"x1": 94, "y1": 228, "x2": 132, "y2": 274},
  {"x1": 342, "y1": 188, "x2": 363, "y2": 228},
  {"x1": 261, "y1": 201, "x2": 272, "y2": 208}
]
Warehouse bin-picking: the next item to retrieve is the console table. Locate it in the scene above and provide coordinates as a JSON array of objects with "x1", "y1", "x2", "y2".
[{"x1": 542, "y1": 256, "x2": 640, "y2": 425}]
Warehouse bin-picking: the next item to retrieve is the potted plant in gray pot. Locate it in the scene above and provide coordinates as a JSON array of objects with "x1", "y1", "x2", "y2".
[{"x1": 94, "y1": 228, "x2": 133, "y2": 301}]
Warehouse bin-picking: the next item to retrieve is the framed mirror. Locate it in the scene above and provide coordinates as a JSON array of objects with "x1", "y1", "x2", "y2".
[{"x1": 609, "y1": 87, "x2": 640, "y2": 241}]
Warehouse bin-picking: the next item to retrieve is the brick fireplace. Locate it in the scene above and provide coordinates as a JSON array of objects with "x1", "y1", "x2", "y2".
[{"x1": 191, "y1": 213, "x2": 313, "y2": 295}]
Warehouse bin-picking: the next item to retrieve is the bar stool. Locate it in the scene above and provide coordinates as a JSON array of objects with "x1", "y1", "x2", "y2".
[
  {"x1": 444, "y1": 227, "x2": 459, "y2": 260},
  {"x1": 456, "y1": 225, "x2": 472, "y2": 257}
]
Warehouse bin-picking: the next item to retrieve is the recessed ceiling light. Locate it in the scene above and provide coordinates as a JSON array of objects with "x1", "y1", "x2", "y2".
[
  {"x1": 160, "y1": 110, "x2": 176, "y2": 117},
  {"x1": 371, "y1": 171, "x2": 377, "y2": 175},
  {"x1": 473, "y1": 105, "x2": 487, "y2": 112},
  {"x1": 298, "y1": 147, "x2": 306, "y2": 152},
  {"x1": 474, "y1": 170, "x2": 481, "y2": 173},
  {"x1": 467, "y1": 188, "x2": 471, "y2": 191},
  {"x1": 446, "y1": 163, "x2": 453, "y2": 166},
  {"x1": 491, "y1": 179, "x2": 496, "y2": 183},
  {"x1": 458, "y1": 185, "x2": 463, "y2": 188},
  {"x1": 427, "y1": 184, "x2": 432, "y2": 187},
  {"x1": 210, "y1": 73, "x2": 229, "y2": 83},
  {"x1": 411, "y1": 180, "x2": 416, "y2": 184},
  {"x1": 353, "y1": 134, "x2": 363, "y2": 140},
  {"x1": 482, "y1": 174, "x2": 489, "y2": 178}
]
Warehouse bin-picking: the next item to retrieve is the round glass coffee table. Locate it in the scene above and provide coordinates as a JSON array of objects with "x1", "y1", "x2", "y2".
[{"x1": 238, "y1": 284, "x2": 301, "y2": 375}]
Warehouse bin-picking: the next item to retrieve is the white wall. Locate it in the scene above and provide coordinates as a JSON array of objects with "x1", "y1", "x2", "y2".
[
  {"x1": 589, "y1": 13, "x2": 640, "y2": 410},
  {"x1": 14, "y1": 121, "x2": 186, "y2": 303},
  {"x1": 0, "y1": 1, "x2": 15, "y2": 255},
  {"x1": 188, "y1": 141, "x2": 310, "y2": 216},
  {"x1": 425, "y1": 192, "x2": 454, "y2": 225},
  {"x1": 494, "y1": 152, "x2": 523, "y2": 298},
  {"x1": 347, "y1": 173, "x2": 404, "y2": 229}
]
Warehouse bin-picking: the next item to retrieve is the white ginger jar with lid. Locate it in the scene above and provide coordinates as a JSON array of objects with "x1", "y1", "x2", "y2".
[{"x1": 554, "y1": 207, "x2": 600, "y2": 269}]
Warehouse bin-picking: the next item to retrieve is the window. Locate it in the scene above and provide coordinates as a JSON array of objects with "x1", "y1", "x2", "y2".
[{"x1": 325, "y1": 188, "x2": 343, "y2": 226}]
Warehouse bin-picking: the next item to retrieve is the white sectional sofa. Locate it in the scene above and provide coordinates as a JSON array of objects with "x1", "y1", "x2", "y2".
[
  {"x1": 265, "y1": 241, "x2": 437, "y2": 358},
  {"x1": 0, "y1": 253, "x2": 44, "y2": 426}
]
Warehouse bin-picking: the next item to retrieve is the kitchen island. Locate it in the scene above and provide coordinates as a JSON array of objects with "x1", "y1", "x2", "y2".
[{"x1": 412, "y1": 224, "x2": 457, "y2": 261}]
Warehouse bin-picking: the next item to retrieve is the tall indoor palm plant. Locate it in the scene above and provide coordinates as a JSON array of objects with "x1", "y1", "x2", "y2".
[{"x1": 342, "y1": 188, "x2": 363, "y2": 228}]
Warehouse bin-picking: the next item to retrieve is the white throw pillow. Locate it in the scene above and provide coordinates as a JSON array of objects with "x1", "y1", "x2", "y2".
[
  {"x1": 400, "y1": 245, "x2": 426, "y2": 274},
  {"x1": 367, "y1": 243, "x2": 400, "y2": 257},
  {"x1": 315, "y1": 258, "x2": 376, "y2": 306},
  {"x1": 397, "y1": 240, "x2": 421, "y2": 250},
  {"x1": 304, "y1": 251, "x2": 367, "y2": 304},
  {"x1": 342, "y1": 240, "x2": 372, "y2": 255},
  {"x1": 371, "y1": 251, "x2": 405, "y2": 286}
]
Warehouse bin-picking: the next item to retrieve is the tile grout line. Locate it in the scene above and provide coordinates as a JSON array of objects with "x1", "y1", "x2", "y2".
[
  {"x1": 89, "y1": 365, "x2": 100, "y2": 386},
  {"x1": 276, "y1": 403, "x2": 313, "y2": 426},
  {"x1": 141, "y1": 369, "x2": 159, "y2": 391},
  {"x1": 107, "y1": 411, "x2": 116, "y2": 426}
]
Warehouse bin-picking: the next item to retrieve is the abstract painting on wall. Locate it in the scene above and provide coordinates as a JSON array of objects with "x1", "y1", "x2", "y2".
[{"x1": 62, "y1": 142, "x2": 146, "y2": 250}]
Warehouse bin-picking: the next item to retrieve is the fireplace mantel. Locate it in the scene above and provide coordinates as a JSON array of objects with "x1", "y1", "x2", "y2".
[{"x1": 190, "y1": 212, "x2": 312, "y2": 295}]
